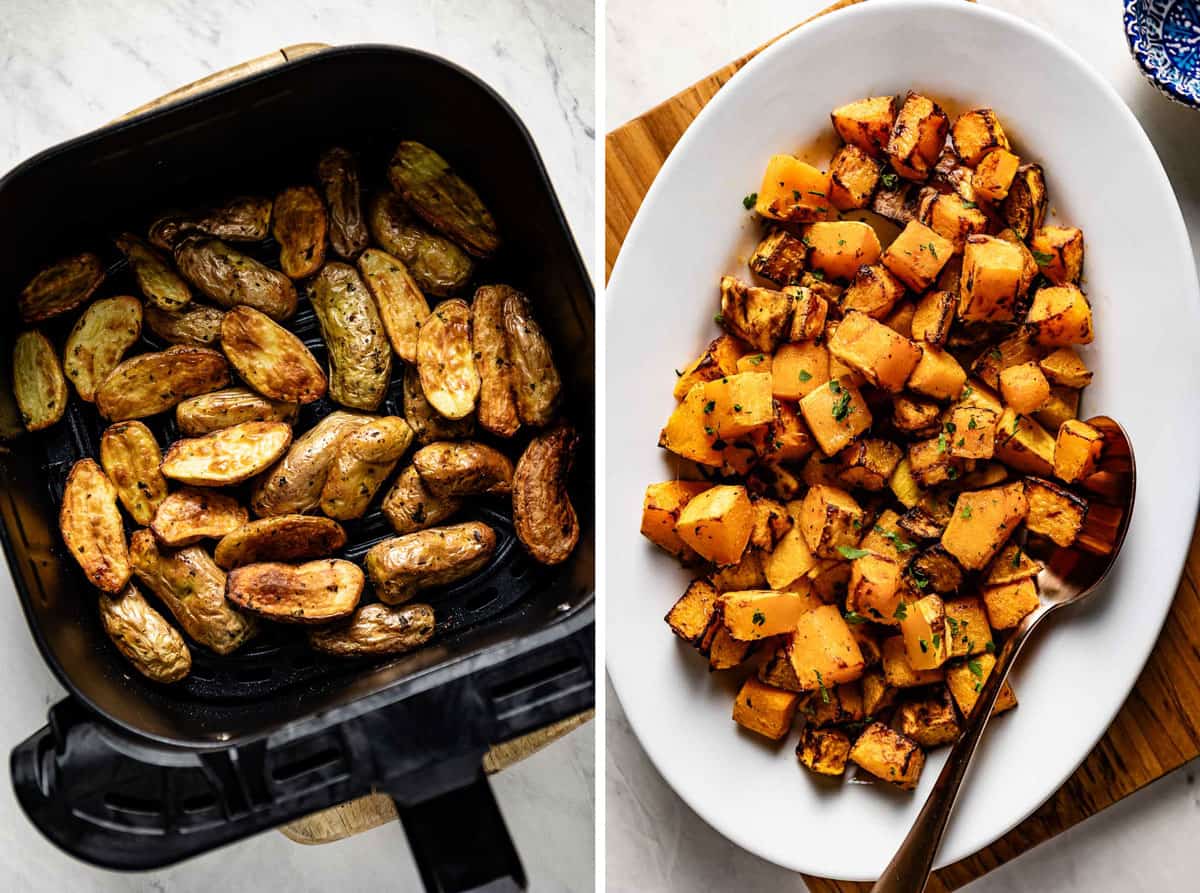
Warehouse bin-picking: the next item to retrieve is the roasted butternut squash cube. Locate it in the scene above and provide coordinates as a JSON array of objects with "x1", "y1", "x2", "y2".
[
  {"x1": 772, "y1": 340, "x2": 830, "y2": 401},
  {"x1": 946, "y1": 653, "x2": 1018, "y2": 717},
  {"x1": 1030, "y1": 225, "x2": 1084, "y2": 285},
  {"x1": 884, "y1": 299, "x2": 918, "y2": 339},
  {"x1": 750, "y1": 495, "x2": 791, "y2": 550},
  {"x1": 972, "y1": 147, "x2": 1020, "y2": 201},
  {"x1": 641, "y1": 480, "x2": 713, "y2": 558},
  {"x1": 810, "y1": 680, "x2": 866, "y2": 726},
  {"x1": 838, "y1": 438, "x2": 903, "y2": 492},
  {"x1": 732, "y1": 676, "x2": 802, "y2": 740},
  {"x1": 862, "y1": 667, "x2": 898, "y2": 714},
  {"x1": 829, "y1": 143, "x2": 882, "y2": 210},
  {"x1": 763, "y1": 506, "x2": 819, "y2": 589},
  {"x1": 923, "y1": 193, "x2": 988, "y2": 254},
  {"x1": 786, "y1": 287, "x2": 829, "y2": 342},
  {"x1": 849, "y1": 621, "x2": 884, "y2": 667},
  {"x1": 909, "y1": 545, "x2": 964, "y2": 594},
  {"x1": 985, "y1": 542, "x2": 1043, "y2": 586},
  {"x1": 897, "y1": 507, "x2": 944, "y2": 542},
  {"x1": 706, "y1": 624, "x2": 756, "y2": 669},
  {"x1": 970, "y1": 333, "x2": 1041, "y2": 392},
  {"x1": 772, "y1": 401, "x2": 816, "y2": 462},
  {"x1": 1025, "y1": 476, "x2": 1088, "y2": 547},
  {"x1": 831, "y1": 96, "x2": 895, "y2": 157},
  {"x1": 1054, "y1": 419, "x2": 1104, "y2": 484},
  {"x1": 675, "y1": 484, "x2": 755, "y2": 566},
  {"x1": 1025, "y1": 284, "x2": 1094, "y2": 347},
  {"x1": 736, "y1": 352, "x2": 772, "y2": 374},
  {"x1": 809, "y1": 559, "x2": 852, "y2": 604},
  {"x1": 982, "y1": 578, "x2": 1039, "y2": 629},
  {"x1": 1001, "y1": 163, "x2": 1048, "y2": 239},
  {"x1": 908, "y1": 345, "x2": 967, "y2": 400},
  {"x1": 948, "y1": 405, "x2": 998, "y2": 460},
  {"x1": 756, "y1": 155, "x2": 833, "y2": 223},
  {"x1": 897, "y1": 689, "x2": 961, "y2": 747},
  {"x1": 718, "y1": 276, "x2": 794, "y2": 352},
  {"x1": 1034, "y1": 385, "x2": 1079, "y2": 432},
  {"x1": 799, "y1": 484, "x2": 864, "y2": 559},
  {"x1": 994, "y1": 408, "x2": 1056, "y2": 477},
  {"x1": 799, "y1": 378, "x2": 872, "y2": 456},
  {"x1": 797, "y1": 726, "x2": 852, "y2": 776},
  {"x1": 882, "y1": 635, "x2": 944, "y2": 688},
  {"x1": 999, "y1": 361, "x2": 1051, "y2": 415},
  {"x1": 882, "y1": 220, "x2": 954, "y2": 292},
  {"x1": 849, "y1": 722, "x2": 925, "y2": 790},
  {"x1": 859, "y1": 508, "x2": 915, "y2": 557},
  {"x1": 696, "y1": 371, "x2": 775, "y2": 437},
  {"x1": 959, "y1": 235, "x2": 1027, "y2": 323},
  {"x1": 907, "y1": 435, "x2": 964, "y2": 488},
  {"x1": 911, "y1": 289, "x2": 955, "y2": 346},
  {"x1": 901, "y1": 594, "x2": 950, "y2": 670},
  {"x1": 847, "y1": 554, "x2": 904, "y2": 625},
  {"x1": 893, "y1": 395, "x2": 942, "y2": 436},
  {"x1": 665, "y1": 579, "x2": 721, "y2": 645},
  {"x1": 950, "y1": 108, "x2": 1010, "y2": 166},
  {"x1": 886, "y1": 92, "x2": 949, "y2": 181},
  {"x1": 710, "y1": 550, "x2": 767, "y2": 592},
  {"x1": 1038, "y1": 348, "x2": 1093, "y2": 388},
  {"x1": 889, "y1": 457, "x2": 926, "y2": 509},
  {"x1": 750, "y1": 228, "x2": 807, "y2": 286},
  {"x1": 673, "y1": 334, "x2": 748, "y2": 400},
  {"x1": 660, "y1": 385, "x2": 724, "y2": 466},
  {"x1": 804, "y1": 221, "x2": 882, "y2": 281},
  {"x1": 840, "y1": 262, "x2": 908, "y2": 319},
  {"x1": 759, "y1": 643, "x2": 808, "y2": 692},
  {"x1": 722, "y1": 589, "x2": 808, "y2": 640},
  {"x1": 827, "y1": 310, "x2": 922, "y2": 394},
  {"x1": 940, "y1": 482, "x2": 1028, "y2": 570},
  {"x1": 787, "y1": 604, "x2": 865, "y2": 689},
  {"x1": 943, "y1": 596, "x2": 992, "y2": 658}
]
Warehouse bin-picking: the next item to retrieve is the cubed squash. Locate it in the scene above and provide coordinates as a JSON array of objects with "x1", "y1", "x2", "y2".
[
  {"x1": 907, "y1": 345, "x2": 967, "y2": 400},
  {"x1": 970, "y1": 333, "x2": 1041, "y2": 392},
  {"x1": 796, "y1": 726, "x2": 852, "y2": 776},
  {"x1": 664, "y1": 579, "x2": 720, "y2": 645},
  {"x1": 799, "y1": 484, "x2": 864, "y2": 559},
  {"x1": 885, "y1": 299, "x2": 918, "y2": 338},
  {"x1": 858, "y1": 508, "x2": 915, "y2": 558},
  {"x1": 907, "y1": 435, "x2": 964, "y2": 488},
  {"x1": 889, "y1": 456, "x2": 926, "y2": 509},
  {"x1": 840, "y1": 263, "x2": 908, "y2": 319},
  {"x1": 947, "y1": 405, "x2": 998, "y2": 460},
  {"x1": 804, "y1": 222, "x2": 883, "y2": 281},
  {"x1": 882, "y1": 220, "x2": 954, "y2": 291},
  {"x1": 1054, "y1": 419, "x2": 1104, "y2": 484},
  {"x1": 773, "y1": 401, "x2": 816, "y2": 462},
  {"x1": 675, "y1": 484, "x2": 755, "y2": 566},
  {"x1": 882, "y1": 635, "x2": 944, "y2": 688},
  {"x1": 1030, "y1": 226, "x2": 1085, "y2": 285},
  {"x1": 759, "y1": 644, "x2": 808, "y2": 692},
  {"x1": 641, "y1": 480, "x2": 713, "y2": 558},
  {"x1": 736, "y1": 352, "x2": 772, "y2": 374},
  {"x1": 809, "y1": 680, "x2": 866, "y2": 727},
  {"x1": 763, "y1": 504, "x2": 819, "y2": 589},
  {"x1": 847, "y1": 554, "x2": 904, "y2": 625},
  {"x1": 772, "y1": 340, "x2": 830, "y2": 401},
  {"x1": 1001, "y1": 163, "x2": 1048, "y2": 239},
  {"x1": 886, "y1": 91, "x2": 949, "y2": 181},
  {"x1": 911, "y1": 289, "x2": 956, "y2": 346},
  {"x1": 787, "y1": 604, "x2": 866, "y2": 689},
  {"x1": 732, "y1": 676, "x2": 801, "y2": 740},
  {"x1": 985, "y1": 542, "x2": 1044, "y2": 586},
  {"x1": 827, "y1": 310, "x2": 923, "y2": 393},
  {"x1": 994, "y1": 409, "x2": 1056, "y2": 476},
  {"x1": 673, "y1": 334, "x2": 748, "y2": 400},
  {"x1": 710, "y1": 550, "x2": 767, "y2": 592},
  {"x1": 1035, "y1": 387, "x2": 1079, "y2": 434},
  {"x1": 787, "y1": 287, "x2": 829, "y2": 342},
  {"x1": 722, "y1": 589, "x2": 810, "y2": 640},
  {"x1": 897, "y1": 689, "x2": 961, "y2": 747},
  {"x1": 901, "y1": 594, "x2": 950, "y2": 670},
  {"x1": 849, "y1": 722, "x2": 925, "y2": 790},
  {"x1": 660, "y1": 385, "x2": 724, "y2": 466},
  {"x1": 706, "y1": 625, "x2": 756, "y2": 670},
  {"x1": 831, "y1": 96, "x2": 896, "y2": 157},
  {"x1": 940, "y1": 482, "x2": 1028, "y2": 570},
  {"x1": 959, "y1": 235, "x2": 1027, "y2": 323},
  {"x1": 923, "y1": 193, "x2": 988, "y2": 254},
  {"x1": 808, "y1": 559, "x2": 853, "y2": 604},
  {"x1": 950, "y1": 108, "x2": 1010, "y2": 166},
  {"x1": 750, "y1": 228, "x2": 808, "y2": 286},
  {"x1": 1024, "y1": 476, "x2": 1088, "y2": 547},
  {"x1": 849, "y1": 622, "x2": 884, "y2": 667},
  {"x1": 909, "y1": 545, "x2": 965, "y2": 594},
  {"x1": 1038, "y1": 348, "x2": 1093, "y2": 388},
  {"x1": 756, "y1": 155, "x2": 834, "y2": 223},
  {"x1": 752, "y1": 497, "x2": 792, "y2": 551},
  {"x1": 837, "y1": 438, "x2": 904, "y2": 491},
  {"x1": 799, "y1": 377, "x2": 872, "y2": 456},
  {"x1": 946, "y1": 653, "x2": 1018, "y2": 717},
  {"x1": 719, "y1": 276, "x2": 794, "y2": 352},
  {"x1": 829, "y1": 143, "x2": 882, "y2": 210},
  {"x1": 999, "y1": 361, "x2": 1051, "y2": 415},
  {"x1": 892, "y1": 395, "x2": 942, "y2": 436},
  {"x1": 972, "y1": 147, "x2": 1020, "y2": 201},
  {"x1": 679, "y1": 372, "x2": 774, "y2": 442},
  {"x1": 1025, "y1": 284, "x2": 1094, "y2": 346},
  {"x1": 943, "y1": 596, "x2": 992, "y2": 658},
  {"x1": 982, "y1": 578, "x2": 1040, "y2": 629}
]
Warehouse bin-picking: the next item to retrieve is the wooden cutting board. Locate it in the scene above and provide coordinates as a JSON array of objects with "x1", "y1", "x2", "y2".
[{"x1": 605, "y1": 1, "x2": 1200, "y2": 889}]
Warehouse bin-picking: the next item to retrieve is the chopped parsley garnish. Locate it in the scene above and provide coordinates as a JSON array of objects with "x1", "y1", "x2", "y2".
[
  {"x1": 749, "y1": 354, "x2": 765, "y2": 365},
  {"x1": 837, "y1": 239, "x2": 847, "y2": 247},
  {"x1": 743, "y1": 192, "x2": 758, "y2": 209},
  {"x1": 944, "y1": 421, "x2": 957, "y2": 434},
  {"x1": 911, "y1": 569, "x2": 930, "y2": 591},
  {"x1": 957, "y1": 437, "x2": 966, "y2": 447},
  {"x1": 963, "y1": 384, "x2": 974, "y2": 398},
  {"x1": 938, "y1": 432, "x2": 948, "y2": 453},
  {"x1": 880, "y1": 172, "x2": 898, "y2": 189},
  {"x1": 674, "y1": 368, "x2": 683, "y2": 377},
  {"x1": 810, "y1": 270, "x2": 826, "y2": 281},
  {"x1": 963, "y1": 200, "x2": 978, "y2": 209},
  {"x1": 752, "y1": 611, "x2": 766, "y2": 626},
  {"x1": 931, "y1": 633, "x2": 942, "y2": 649},
  {"x1": 1031, "y1": 249, "x2": 1055, "y2": 265},
  {"x1": 985, "y1": 640, "x2": 997, "y2": 654},
  {"x1": 967, "y1": 658, "x2": 984, "y2": 679},
  {"x1": 926, "y1": 242, "x2": 939, "y2": 260},
  {"x1": 843, "y1": 610, "x2": 868, "y2": 625},
  {"x1": 837, "y1": 545, "x2": 870, "y2": 560},
  {"x1": 874, "y1": 525, "x2": 914, "y2": 552},
  {"x1": 831, "y1": 391, "x2": 853, "y2": 421},
  {"x1": 919, "y1": 638, "x2": 929, "y2": 653},
  {"x1": 1012, "y1": 547, "x2": 1022, "y2": 568},
  {"x1": 714, "y1": 313, "x2": 725, "y2": 325},
  {"x1": 988, "y1": 347, "x2": 1003, "y2": 361},
  {"x1": 815, "y1": 669, "x2": 831, "y2": 704},
  {"x1": 798, "y1": 369, "x2": 812, "y2": 382},
  {"x1": 703, "y1": 400, "x2": 716, "y2": 414},
  {"x1": 961, "y1": 504, "x2": 973, "y2": 520},
  {"x1": 968, "y1": 417, "x2": 978, "y2": 430},
  {"x1": 947, "y1": 616, "x2": 961, "y2": 638},
  {"x1": 704, "y1": 426, "x2": 715, "y2": 436},
  {"x1": 793, "y1": 189, "x2": 802, "y2": 201},
  {"x1": 809, "y1": 190, "x2": 827, "y2": 197},
  {"x1": 893, "y1": 602, "x2": 908, "y2": 620},
  {"x1": 829, "y1": 379, "x2": 842, "y2": 394},
  {"x1": 733, "y1": 403, "x2": 743, "y2": 412}
]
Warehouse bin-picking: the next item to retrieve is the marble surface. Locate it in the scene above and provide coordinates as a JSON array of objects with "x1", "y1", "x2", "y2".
[
  {"x1": 0, "y1": 1, "x2": 593, "y2": 891},
  {"x1": 605, "y1": 0, "x2": 1200, "y2": 890}
]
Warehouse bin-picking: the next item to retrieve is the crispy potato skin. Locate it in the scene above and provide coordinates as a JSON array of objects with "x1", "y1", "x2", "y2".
[
  {"x1": 357, "y1": 248, "x2": 431, "y2": 364},
  {"x1": 115, "y1": 233, "x2": 191, "y2": 311},
  {"x1": 309, "y1": 262, "x2": 392, "y2": 411},
  {"x1": 95, "y1": 345, "x2": 230, "y2": 421},
  {"x1": 513, "y1": 423, "x2": 579, "y2": 565},
  {"x1": 366, "y1": 521, "x2": 497, "y2": 605},
  {"x1": 388, "y1": 141, "x2": 500, "y2": 258},
  {"x1": 403, "y1": 364, "x2": 475, "y2": 444},
  {"x1": 60, "y1": 459, "x2": 131, "y2": 593},
  {"x1": 151, "y1": 488, "x2": 249, "y2": 547},
  {"x1": 317, "y1": 147, "x2": 370, "y2": 260},
  {"x1": 174, "y1": 237, "x2": 298, "y2": 320},
  {"x1": 320, "y1": 416, "x2": 414, "y2": 520},
  {"x1": 0, "y1": 360, "x2": 25, "y2": 441},
  {"x1": 226, "y1": 558, "x2": 363, "y2": 623},
  {"x1": 149, "y1": 196, "x2": 273, "y2": 249},
  {"x1": 220, "y1": 305, "x2": 327, "y2": 404},
  {"x1": 381, "y1": 465, "x2": 463, "y2": 534},
  {"x1": 13, "y1": 330, "x2": 67, "y2": 431},
  {"x1": 144, "y1": 303, "x2": 225, "y2": 346},
  {"x1": 251, "y1": 411, "x2": 369, "y2": 516},
  {"x1": 412, "y1": 441, "x2": 514, "y2": 497},
  {"x1": 99, "y1": 421, "x2": 168, "y2": 526},
  {"x1": 175, "y1": 387, "x2": 298, "y2": 436},
  {"x1": 63, "y1": 295, "x2": 143, "y2": 402},
  {"x1": 308, "y1": 602, "x2": 435, "y2": 657},
  {"x1": 214, "y1": 514, "x2": 346, "y2": 569},
  {"x1": 129, "y1": 529, "x2": 256, "y2": 654},
  {"x1": 19, "y1": 252, "x2": 105, "y2": 323},
  {"x1": 99, "y1": 584, "x2": 192, "y2": 683},
  {"x1": 272, "y1": 185, "x2": 327, "y2": 279},
  {"x1": 368, "y1": 191, "x2": 473, "y2": 297},
  {"x1": 161, "y1": 420, "x2": 293, "y2": 486},
  {"x1": 473, "y1": 285, "x2": 521, "y2": 437},
  {"x1": 417, "y1": 298, "x2": 479, "y2": 420},
  {"x1": 502, "y1": 289, "x2": 562, "y2": 427}
]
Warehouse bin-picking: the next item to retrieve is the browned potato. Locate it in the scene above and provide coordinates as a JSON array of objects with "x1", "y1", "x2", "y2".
[
  {"x1": 213, "y1": 515, "x2": 346, "y2": 569},
  {"x1": 403, "y1": 365, "x2": 475, "y2": 444},
  {"x1": 251, "y1": 411, "x2": 369, "y2": 516},
  {"x1": 272, "y1": 185, "x2": 327, "y2": 279},
  {"x1": 368, "y1": 191, "x2": 474, "y2": 297},
  {"x1": 63, "y1": 295, "x2": 143, "y2": 402},
  {"x1": 95, "y1": 345, "x2": 230, "y2": 421},
  {"x1": 0, "y1": 361, "x2": 25, "y2": 441},
  {"x1": 59, "y1": 459, "x2": 131, "y2": 593},
  {"x1": 226, "y1": 559, "x2": 363, "y2": 623},
  {"x1": 129, "y1": 529, "x2": 256, "y2": 654},
  {"x1": 144, "y1": 303, "x2": 225, "y2": 346},
  {"x1": 473, "y1": 284, "x2": 521, "y2": 437},
  {"x1": 320, "y1": 416, "x2": 414, "y2": 520},
  {"x1": 317, "y1": 147, "x2": 370, "y2": 259},
  {"x1": 219, "y1": 305, "x2": 326, "y2": 404},
  {"x1": 99, "y1": 421, "x2": 168, "y2": 526},
  {"x1": 114, "y1": 233, "x2": 191, "y2": 311},
  {"x1": 13, "y1": 330, "x2": 67, "y2": 431},
  {"x1": 388, "y1": 141, "x2": 500, "y2": 258},
  {"x1": 175, "y1": 387, "x2": 298, "y2": 435},
  {"x1": 503, "y1": 288, "x2": 562, "y2": 427},
  {"x1": 513, "y1": 423, "x2": 579, "y2": 565},
  {"x1": 412, "y1": 441, "x2": 514, "y2": 497},
  {"x1": 161, "y1": 420, "x2": 292, "y2": 486},
  {"x1": 308, "y1": 602, "x2": 435, "y2": 658},
  {"x1": 365, "y1": 521, "x2": 497, "y2": 605},
  {"x1": 381, "y1": 465, "x2": 463, "y2": 534},
  {"x1": 149, "y1": 196, "x2": 273, "y2": 249},
  {"x1": 19, "y1": 252, "x2": 105, "y2": 323},
  {"x1": 309, "y1": 262, "x2": 392, "y2": 411},
  {"x1": 98, "y1": 584, "x2": 192, "y2": 683},
  {"x1": 357, "y1": 248, "x2": 431, "y2": 363},
  {"x1": 417, "y1": 298, "x2": 479, "y2": 420},
  {"x1": 151, "y1": 488, "x2": 249, "y2": 547},
  {"x1": 174, "y1": 237, "x2": 298, "y2": 320}
]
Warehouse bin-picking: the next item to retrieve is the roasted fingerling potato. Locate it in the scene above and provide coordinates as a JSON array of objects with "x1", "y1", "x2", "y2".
[
  {"x1": 388, "y1": 141, "x2": 500, "y2": 259},
  {"x1": 272, "y1": 185, "x2": 328, "y2": 279},
  {"x1": 417, "y1": 298, "x2": 480, "y2": 421},
  {"x1": 310, "y1": 262, "x2": 392, "y2": 411},
  {"x1": 358, "y1": 248, "x2": 431, "y2": 364},
  {"x1": 226, "y1": 558, "x2": 364, "y2": 624},
  {"x1": 472, "y1": 284, "x2": 522, "y2": 437},
  {"x1": 251, "y1": 410, "x2": 369, "y2": 516},
  {"x1": 63, "y1": 296, "x2": 143, "y2": 403},
  {"x1": 175, "y1": 387, "x2": 298, "y2": 436},
  {"x1": 317, "y1": 147, "x2": 371, "y2": 259},
  {"x1": 144, "y1": 302, "x2": 225, "y2": 347},
  {"x1": 412, "y1": 440, "x2": 515, "y2": 497},
  {"x1": 174, "y1": 236, "x2": 297, "y2": 320},
  {"x1": 13, "y1": 330, "x2": 67, "y2": 431},
  {"x1": 319, "y1": 416, "x2": 414, "y2": 520},
  {"x1": 95, "y1": 345, "x2": 230, "y2": 421},
  {"x1": 502, "y1": 288, "x2": 563, "y2": 427},
  {"x1": 214, "y1": 514, "x2": 347, "y2": 569},
  {"x1": 308, "y1": 602, "x2": 435, "y2": 658},
  {"x1": 99, "y1": 420, "x2": 168, "y2": 526},
  {"x1": 381, "y1": 465, "x2": 464, "y2": 535},
  {"x1": 366, "y1": 521, "x2": 498, "y2": 605},
  {"x1": 219, "y1": 305, "x2": 327, "y2": 404},
  {"x1": 60, "y1": 459, "x2": 131, "y2": 593},
  {"x1": 161, "y1": 420, "x2": 292, "y2": 487},
  {"x1": 149, "y1": 195, "x2": 273, "y2": 249},
  {"x1": 151, "y1": 488, "x2": 249, "y2": 547},
  {"x1": 115, "y1": 233, "x2": 191, "y2": 311},
  {"x1": 513, "y1": 423, "x2": 580, "y2": 566},
  {"x1": 99, "y1": 584, "x2": 192, "y2": 684},
  {"x1": 368, "y1": 191, "x2": 474, "y2": 297},
  {"x1": 19, "y1": 252, "x2": 105, "y2": 323}
]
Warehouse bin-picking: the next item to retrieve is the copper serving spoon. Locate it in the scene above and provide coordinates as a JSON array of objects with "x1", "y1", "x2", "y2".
[{"x1": 872, "y1": 416, "x2": 1136, "y2": 893}]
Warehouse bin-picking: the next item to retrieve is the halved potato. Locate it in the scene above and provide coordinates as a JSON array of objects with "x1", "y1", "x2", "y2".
[
  {"x1": 503, "y1": 288, "x2": 563, "y2": 427},
  {"x1": 310, "y1": 262, "x2": 392, "y2": 411},
  {"x1": 418, "y1": 298, "x2": 479, "y2": 420},
  {"x1": 63, "y1": 296, "x2": 143, "y2": 403},
  {"x1": 320, "y1": 416, "x2": 414, "y2": 520},
  {"x1": 317, "y1": 147, "x2": 370, "y2": 259},
  {"x1": 367, "y1": 191, "x2": 474, "y2": 297},
  {"x1": 13, "y1": 330, "x2": 67, "y2": 431},
  {"x1": 151, "y1": 488, "x2": 248, "y2": 547},
  {"x1": 98, "y1": 584, "x2": 192, "y2": 683},
  {"x1": 226, "y1": 559, "x2": 363, "y2": 624},
  {"x1": 381, "y1": 465, "x2": 464, "y2": 535},
  {"x1": 251, "y1": 411, "x2": 369, "y2": 516},
  {"x1": 412, "y1": 440, "x2": 514, "y2": 497},
  {"x1": 99, "y1": 421, "x2": 168, "y2": 526},
  {"x1": 513, "y1": 423, "x2": 580, "y2": 565},
  {"x1": 219, "y1": 305, "x2": 326, "y2": 404},
  {"x1": 403, "y1": 365, "x2": 476, "y2": 444},
  {"x1": 272, "y1": 185, "x2": 327, "y2": 279},
  {"x1": 95, "y1": 346, "x2": 230, "y2": 421},
  {"x1": 389, "y1": 140, "x2": 500, "y2": 258},
  {"x1": 59, "y1": 459, "x2": 130, "y2": 593},
  {"x1": 365, "y1": 521, "x2": 498, "y2": 605},
  {"x1": 358, "y1": 248, "x2": 431, "y2": 364},
  {"x1": 309, "y1": 602, "x2": 436, "y2": 657},
  {"x1": 144, "y1": 303, "x2": 225, "y2": 346},
  {"x1": 161, "y1": 420, "x2": 292, "y2": 486},
  {"x1": 19, "y1": 252, "x2": 105, "y2": 322},
  {"x1": 473, "y1": 284, "x2": 522, "y2": 437},
  {"x1": 115, "y1": 233, "x2": 191, "y2": 311},
  {"x1": 175, "y1": 387, "x2": 298, "y2": 436},
  {"x1": 149, "y1": 196, "x2": 273, "y2": 248},
  {"x1": 174, "y1": 237, "x2": 297, "y2": 320},
  {"x1": 214, "y1": 514, "x2": 347, "y2": 569}
]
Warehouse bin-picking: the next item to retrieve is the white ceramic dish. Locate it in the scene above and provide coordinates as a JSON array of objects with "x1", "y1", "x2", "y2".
[{"x1": 605, "y1": 0, "x2": 1200, "y2": 881}]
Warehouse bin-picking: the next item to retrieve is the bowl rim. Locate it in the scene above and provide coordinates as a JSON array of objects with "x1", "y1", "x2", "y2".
[{"x1": 1122, "y1": 0, "x2": 1200, "y2": 108}]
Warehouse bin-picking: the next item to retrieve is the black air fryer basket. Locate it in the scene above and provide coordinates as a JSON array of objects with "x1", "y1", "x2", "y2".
[{"x1": 1, "y1": 45, "x2": 594, "y2": 890}]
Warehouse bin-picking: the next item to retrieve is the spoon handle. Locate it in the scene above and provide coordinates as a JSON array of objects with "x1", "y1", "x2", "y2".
[{"x1": 870, "y1": 604, "x2": 1049, "y2": 893}]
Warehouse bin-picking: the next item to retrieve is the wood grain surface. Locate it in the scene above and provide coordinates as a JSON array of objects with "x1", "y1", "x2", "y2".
[{"x1": 604, "y1": 1, "x2": 1200, "y2": 889}]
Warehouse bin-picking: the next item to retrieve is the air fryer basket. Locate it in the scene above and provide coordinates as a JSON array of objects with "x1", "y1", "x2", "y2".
[{"x1": 2, "y1": 45, "x2": 594, "y2": 888}]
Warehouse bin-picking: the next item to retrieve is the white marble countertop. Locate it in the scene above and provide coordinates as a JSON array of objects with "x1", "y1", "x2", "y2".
[
  {"x1": 0, "y1": 1, "x2": 594, "y2": 891},
  {"x1": 605, "y1": 0, "x2": 1200, "y2": 890}
]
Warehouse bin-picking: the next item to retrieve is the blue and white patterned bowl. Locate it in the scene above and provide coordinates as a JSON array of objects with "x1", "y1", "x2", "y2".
[{"x1": 1124, "y1": 0, "x2": 1200, "y2": 108}]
